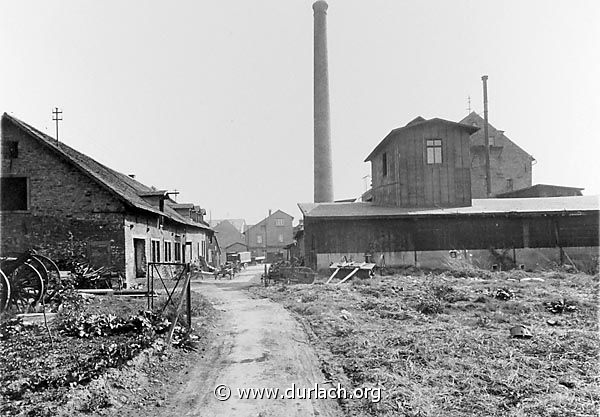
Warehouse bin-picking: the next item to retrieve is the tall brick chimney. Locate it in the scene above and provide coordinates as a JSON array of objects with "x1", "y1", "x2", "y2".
[{"x1": 313, "y1": 0, "x2": 334, "y2": 203}]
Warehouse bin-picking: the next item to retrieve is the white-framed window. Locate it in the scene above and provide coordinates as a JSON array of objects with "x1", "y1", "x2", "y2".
[
  {"x1": 426, "y1": 139, "x2": 442, "y2": 164},
  {"x1": 278, "y1": 234, "x2": 284, "y2": 243},
  {"x1": 151, "y1": 239, "x2": 161, "y2": 263},
  {"x1": 164, "y1": 241, "x2": 172, "y2": 262},
  {"x1": 257, "y1": 235, "x2": 263, "y2": 244},
  {"x1": 275, "y1": 219, "x2": 284, "y2": 227}
]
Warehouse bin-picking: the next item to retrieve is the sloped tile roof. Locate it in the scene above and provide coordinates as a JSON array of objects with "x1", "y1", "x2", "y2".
[{"x1": 3, "y1": 113, "x2": 211, "y2": 231}]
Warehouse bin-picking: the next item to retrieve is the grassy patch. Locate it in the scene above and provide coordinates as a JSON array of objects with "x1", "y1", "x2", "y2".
[{"x1": 253, "y1": 271, "x2": 600, "y2": 416}]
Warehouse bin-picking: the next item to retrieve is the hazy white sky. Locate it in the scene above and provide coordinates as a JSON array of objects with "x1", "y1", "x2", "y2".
[{"x1": 2, "y1": 1, "x2": 598, "y2": 224}]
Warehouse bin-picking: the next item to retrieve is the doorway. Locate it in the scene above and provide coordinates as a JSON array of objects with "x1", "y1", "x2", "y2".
[
  {"x1": 133, "y1": 238, "x2": 146, "y2": 278},
  {"x1": 184, "y1": 242, "x2": 192, "y2": 263}
]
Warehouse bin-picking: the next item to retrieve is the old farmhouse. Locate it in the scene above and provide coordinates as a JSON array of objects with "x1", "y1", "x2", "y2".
[
  {"x1": 0, "y1": 113, "x2": 215, "y2": 286},
  {"x1": 299, "y1": 116, "x2": 599, "y2": 271}
]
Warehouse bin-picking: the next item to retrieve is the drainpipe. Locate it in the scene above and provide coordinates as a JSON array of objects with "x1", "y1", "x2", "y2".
[{"x1": 482, "y1": 75, "x2": 492, "y2": 197}]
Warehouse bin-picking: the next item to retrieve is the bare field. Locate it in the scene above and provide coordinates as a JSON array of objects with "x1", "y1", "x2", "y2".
[{"x1": 252, "y1": 270, "x2": 600, "y2": 416}]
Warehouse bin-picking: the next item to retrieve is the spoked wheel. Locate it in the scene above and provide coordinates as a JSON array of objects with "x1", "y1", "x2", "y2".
[
  {"x1": 0, "y1": 270, "x2": 10, "y2": 312},
  {"x1": 32, "y1": 254, "x2": 61, "y2": 301},
  {"x1": 7, "y1": 262, "x2": 45, "y2": 312}
]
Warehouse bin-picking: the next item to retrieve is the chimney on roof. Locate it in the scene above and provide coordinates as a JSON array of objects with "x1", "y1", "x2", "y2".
[
  {"x1": 268, "y1": 209, "x2": 272, "y2": 217},
  {"x1": 313, "y1": 0, "x2": 334, "y2": 203}
]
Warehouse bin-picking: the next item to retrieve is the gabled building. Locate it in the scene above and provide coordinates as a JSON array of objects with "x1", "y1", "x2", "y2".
[
  {"x1": 460, "y1": 112, "x2": 534, "y2": 197},
  {"x1": 209, "y1": 219, "x2": 248, "y2": 256},
  {"x1": 0, "y1": 113, "x2": 214, "y2": 285},
  {"x1": 365, "y1": 117, "x2": 478, "y2": 207},
  {"x1": 298, "y1": 115, "x2": 599, "y2": 271},
  {"x1": 244, "y1": 209, "x2": 293, "y2": 262}
]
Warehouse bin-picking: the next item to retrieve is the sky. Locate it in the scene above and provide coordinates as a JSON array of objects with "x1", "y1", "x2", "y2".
[{"x1": 1, "y1": 0, "x2": 598, "y2": 225}]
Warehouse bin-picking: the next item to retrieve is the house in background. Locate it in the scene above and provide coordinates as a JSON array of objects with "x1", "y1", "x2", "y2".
[
  {"x1": 0, "y1": 113, "x2": 215, "y2": 286},
  {"x1": 460, "y1": 112, "x2": 535, "y2": 198},
  {"x1": 208, "y1": 219, "x2": 247, "y2": 258},
  {"x1": 244, "y1": 209, "x2": 293, "y2": 262}
]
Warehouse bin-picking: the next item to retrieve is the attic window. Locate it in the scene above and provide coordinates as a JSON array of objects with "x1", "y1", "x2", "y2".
[
  {"x1": 275, "y1": 219, "x2": 284, "y2": 227},
  {"x1": 1, "y1": 177, "x2": 28, "y2": 211},
  {"x1": 426, "y1": 139, "x2": 442, "y2": 164},
  {"x1": 382, "y1": 152, "x2": 388, "y2": 176},
  {"x1": 1, "y1": 141, "x2": 18, "y2": 159}
]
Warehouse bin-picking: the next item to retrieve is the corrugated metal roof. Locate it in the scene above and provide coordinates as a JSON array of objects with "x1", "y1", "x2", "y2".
[
  {"x1": 298, "y1": 196, "x2": 600, "y2": 219},
  {"x1": 4, "y1": 113, "x2": 212, "y2": 231}
]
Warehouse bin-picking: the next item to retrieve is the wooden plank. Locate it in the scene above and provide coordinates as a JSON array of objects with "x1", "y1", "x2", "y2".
[
  {"x1": 398, "y1": 137, "x2": 408, "y2": 206},
  {"x1": 336, "y1": 268, "x2": 359, "y2": 285},
  {"x1": 406, "y1": 131, "x2": 417, "y2": 206},
  {"x1": 326, "y1": 268, "x2": 340, "y2": 284},
  {"x1": 440, "y1": 125, "x2": 450, "y2": 205}
]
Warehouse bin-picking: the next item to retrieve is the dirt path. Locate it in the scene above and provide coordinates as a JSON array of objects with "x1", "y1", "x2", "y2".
[{"x1": 147, "y1": 265, "x2": 341, "y2": 417}]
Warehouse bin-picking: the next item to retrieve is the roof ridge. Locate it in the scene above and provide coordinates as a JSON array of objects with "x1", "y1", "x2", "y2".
[{"x1": 3, "y1": 113, "x2": 210, "y2": 231}]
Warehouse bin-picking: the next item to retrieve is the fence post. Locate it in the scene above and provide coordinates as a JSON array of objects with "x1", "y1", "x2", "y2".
[{"x1": 186, "y1": 264, "x2": 192, "y2": 328}]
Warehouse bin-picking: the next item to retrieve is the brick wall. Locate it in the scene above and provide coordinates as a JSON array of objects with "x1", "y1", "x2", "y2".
[
  {"x1": 461, "y1": 113, "x2": 533, "y2": 198},
  {"x1": 123, "y1": 212, "x2": 209, "y2": 283},
  {"x1": 1, "y1": 118, "x2": 126, "y2": 270}
]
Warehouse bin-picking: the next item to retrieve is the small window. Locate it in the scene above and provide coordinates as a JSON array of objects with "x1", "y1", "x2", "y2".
[
  {"x1": 382, "y1": 152, "x2": 388, "y2": 176},
  {"x1": 278, "y1": 234, "x2": 284, "y2": 243},
  {"x1": 0, "y1": 177, "x2": 28, "y2": 211},
  {"x1": 174, "y1": 242, "x2": 181, "y2": 262},
  {"x1": 426, "y1": 139, "x2": 442, "y2": 164},
  {"x1": 151, "y1": 240, "x2": 161, "y2": 263},
  {"x1": 257, "y1": 235, "x2": 263, "y2": 244},
  {"x1": 506, "y1": 178, "x2": 514, "y2": 191},
  {"x1": 1, "y1": 141, "x2": 18, "y2": 159},
  {"x1": 164, "y1": 241, "x2": 172, "y2": 262},
  {"x1": 275, "y1": 219, "x2": 284, "y2": 227}
]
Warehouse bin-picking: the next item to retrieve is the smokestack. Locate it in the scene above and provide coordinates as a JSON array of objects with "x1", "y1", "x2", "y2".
[
  {"x1": 313, "y1": 0, "x2": 334, "y2": 203},
  {"x1": 482, "y1": 75, "x2": 492, "y2": 197}
]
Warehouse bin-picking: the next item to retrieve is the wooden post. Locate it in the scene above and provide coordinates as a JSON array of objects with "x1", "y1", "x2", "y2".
[
  {"x1": 166, "y1": 271, "x2": 192, "y2": 345},
  {"x1": 186, "y1": 265, "x2": 192, "y2": 328}
]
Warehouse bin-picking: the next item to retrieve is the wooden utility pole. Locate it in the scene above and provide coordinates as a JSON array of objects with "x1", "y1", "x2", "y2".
[
  {"x1": 482, "y1": 76, "x2": 492, "y2": 197},
  {"x1": 52, "y1": 107, "x2": 62, "y2": 145}
]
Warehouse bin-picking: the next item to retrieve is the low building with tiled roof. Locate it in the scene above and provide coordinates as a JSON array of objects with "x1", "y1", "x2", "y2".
[{"x1": 0, "y1": 113, "x2": 216, "y2": 285}]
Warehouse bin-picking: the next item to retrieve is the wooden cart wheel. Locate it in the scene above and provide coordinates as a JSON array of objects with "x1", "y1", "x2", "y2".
[
  {"x1": 32, "y1": 254, "x2": 61, "y2": 300},
  {"x1": 33, "y1": 253, "x2": 60, "y2": 286},
  {"x1": 7, "y1": 262, "x2": 45, "y2": 312},
  {"x1": 0, "y1": 269, "x2": 10, "y2": 312}
]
